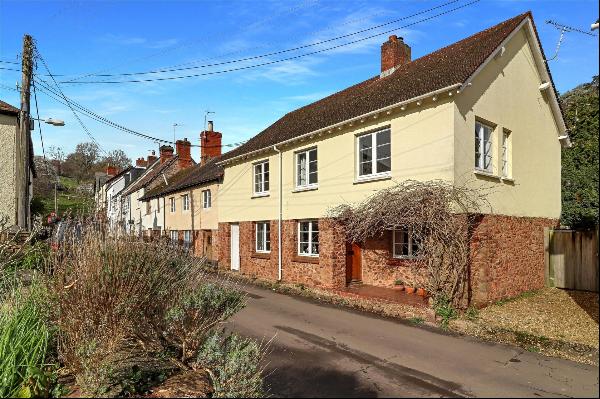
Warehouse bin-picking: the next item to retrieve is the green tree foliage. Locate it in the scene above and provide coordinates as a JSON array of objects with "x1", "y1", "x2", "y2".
[{"x1": 561, "y1": 76, "x2": 599, "y2": 229}]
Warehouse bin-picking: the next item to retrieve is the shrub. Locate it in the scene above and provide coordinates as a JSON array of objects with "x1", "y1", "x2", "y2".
[
  {"x1": 195, "y1": 331, "x2": 265, "y2": 398},
  {"x1": 50, "y1": 222, "x2": 251, "y2": 396},
  {"x1": 434, "y1": 296, "x2": 458, "y2": 328},
  {"x1": 164, "y1": 283, "x2": 245, "y2": 363},
  {"x1": 0, "y1": 283, "x2": 54, "y2": 398}
]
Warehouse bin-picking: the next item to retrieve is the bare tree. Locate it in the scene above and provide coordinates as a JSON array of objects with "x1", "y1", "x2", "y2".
[
  {"x1": 99, "y1": 149, "x2": 131, "y2": 171},
  {"x1": 62, "y1": 142, "x2": 100, "y2": 183}
]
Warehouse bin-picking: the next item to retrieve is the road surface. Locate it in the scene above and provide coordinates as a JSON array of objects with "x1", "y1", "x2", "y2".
[{"x1": 228, "y1": 283, "x2": 599, "y2": 397}]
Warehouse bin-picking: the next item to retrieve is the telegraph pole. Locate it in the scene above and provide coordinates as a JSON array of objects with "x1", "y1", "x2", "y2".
[{"x1": 16, "y1": 34, "x2": 34, "y2": 229}]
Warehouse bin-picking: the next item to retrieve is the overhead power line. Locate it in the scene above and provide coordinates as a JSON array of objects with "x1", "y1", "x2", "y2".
[
  {"x1": 34, "y1": 49, "x2": 108, "y2": 155},
  {"x1": 61, "y1": 0, "x2": 322, "y2": 84},
  {"x1": 58, "y1": 0, "x2": 480, "y2": 84},
  {"x1": 34, "y1": 78, "x2": 246, "y2": 149},
  {"x1": 60, "y1": 0, "x2": 461, "y2": 80}
]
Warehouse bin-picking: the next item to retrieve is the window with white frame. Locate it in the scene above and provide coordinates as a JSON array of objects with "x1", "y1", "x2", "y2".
[
  {"x1": 183, "y1": 230, "x2": 192, "y2": 249},
  {"x1": 357, "y1": 128, "x2": 391, "y2": 179},
  {"x1": 170, "y1": 197, "x2": 176, "y2": 213},
  {"x1": 296, "y1": 148, "x2": 318, "y2": 188},
  {"x1": 501, "y1": 129, "x2": 511, "y2": 178},
  {"x1": 475, "y1": 121, "x2": 493, "y2": 172},
  {"x1": 255, "y1": 222, "x2": 270, "y2": 253},
  {"x1": 182, "y1": 194, "x2": 190, "y2": 211},
  {"x1": 202, "y1": 190, "x2": 212, "y2": 208},
  {"x1": 392, "y1": 228, "x2": 421, "y2": 258},
  {"x1": 170, "y1": 230, "x2": 178, "y2": 243},
  {"x1": 254, "y1": 160, "x2": 269, "y2": 195},
  {"x1": 298, "y1": 220, "x2": 319, "y2": 256}
]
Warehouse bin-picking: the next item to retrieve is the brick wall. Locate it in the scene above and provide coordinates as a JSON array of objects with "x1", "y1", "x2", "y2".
[
  {"x1": 469, "y1": 214, "x2": 558, "y2": 306},
  {"x1": 216, "y1": 215, "x2": 557, "y2": 306}
]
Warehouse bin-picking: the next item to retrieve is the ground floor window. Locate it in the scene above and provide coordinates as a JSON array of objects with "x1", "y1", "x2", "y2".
[
  {"x1": 392, "y1": 228, "x2": 420, "y2": 258},
  {"x1": 183, "y1": 230, "x2": 192, "y2": 249},
  {"x1": 298, "y1": 220, "x2": 319, "y2": 256},
  {"x1": 170, "y1": 230, "x2": 178, "y2": 243},
  {"x1": 255, "y1": 222, "x2": 270, "y2": 253}
]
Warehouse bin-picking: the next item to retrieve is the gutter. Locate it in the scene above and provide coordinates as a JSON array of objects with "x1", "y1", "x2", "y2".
[
  {"x1": 218, "y1": 83, "x2": 462, "y2": 166},
  {"x1": 274, "y1": 145, "x2": 283, "y2": 282}
]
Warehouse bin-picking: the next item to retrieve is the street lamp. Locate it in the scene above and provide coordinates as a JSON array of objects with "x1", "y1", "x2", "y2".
[{"x1": 30, "y1": 117, "x2": 66, "y2": 127}]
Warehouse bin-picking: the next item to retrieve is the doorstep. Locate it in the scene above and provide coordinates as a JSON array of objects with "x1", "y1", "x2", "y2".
[{"x1": 335, "y1": 284, "x2": 429, "y2": 307}]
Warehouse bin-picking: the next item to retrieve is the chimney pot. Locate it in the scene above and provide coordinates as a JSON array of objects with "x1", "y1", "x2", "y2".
[{"x1": 207, "y1": 121, "x2": 214, "y2": 132}]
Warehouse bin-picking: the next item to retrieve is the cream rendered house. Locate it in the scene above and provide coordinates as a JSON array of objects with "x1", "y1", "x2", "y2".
[
  {"x1": 141, "y1": 158, "x2": 223, "y2": 262},
  {"x1": 215, "y1": 12, "x2": 568, "y2": 306}
]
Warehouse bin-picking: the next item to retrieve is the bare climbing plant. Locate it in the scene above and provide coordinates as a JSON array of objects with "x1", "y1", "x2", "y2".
[{"x1": 328, "y1": 180, "x2": 492, "y2": 308}]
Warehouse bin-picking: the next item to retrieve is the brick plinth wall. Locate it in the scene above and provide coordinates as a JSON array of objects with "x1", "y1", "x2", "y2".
[
  {"x1": 469, "y1": 214, "x2": 558, "y2": 306},
  {"x1": 217, "y1": 214, "x2": 557, "y2": 306}
]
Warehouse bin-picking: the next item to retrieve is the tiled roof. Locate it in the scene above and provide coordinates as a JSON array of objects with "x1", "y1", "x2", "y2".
[
  {"x1": 220, "y1": 12, "x2": 533, "y2": 163},
  {"x1": 104, "y1": 166, "x2": 133, "y2": 186},
  {"x1": 121, "y1": 156, "x2": 178, "y2": 196},
  {"x1": 141, "y1": 157, "x2": 223, "y2": 200},
  {"x1": 0, "y1": 100, "x2": 19, "y2": 115}
]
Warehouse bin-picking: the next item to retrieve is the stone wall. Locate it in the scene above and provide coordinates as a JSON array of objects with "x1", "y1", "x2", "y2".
[
  {"x1": 217, "y1": 215, "x2": 557, "y2": 306},
  {"x1": 469, "y1": 214, "x2": 558, "y2": 306}
]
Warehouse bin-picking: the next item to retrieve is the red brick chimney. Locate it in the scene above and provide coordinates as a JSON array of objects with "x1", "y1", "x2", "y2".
[
  {"x1": 159, "y1": 145, "x2": 174, "y2": 164},
  {"x1": 106, "y1": 165, "x2": 118, "y2": 177},
  {"x1": 147, "y1": 150, "x2": 158, "y2": 165},
  {"x1": 200, "y1": 121, "x2": 222, "y2": 165},
  {"x1": 176, "y1": 138, "x2": 193, "y2": 168},
  {"x1": 381, "y1": 35, "x2": 411, "y2": 76},
  {"x1": 135, "y1": 157, "x2": 147, "y2": 168}
]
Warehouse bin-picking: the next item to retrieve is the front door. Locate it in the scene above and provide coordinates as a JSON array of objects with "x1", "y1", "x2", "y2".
[
  {"x1": 345, "y1": 243, "x2": 362, "y2": 283},
  {"x1": 203, "y1": 230, "x2": 213, "y2": 260},
  {"x1": 230, "y1": 224, "x2": 240, "y2": 271}
]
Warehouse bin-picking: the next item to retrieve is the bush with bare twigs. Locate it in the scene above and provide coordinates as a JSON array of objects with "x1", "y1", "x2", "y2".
[
  {"x1": 329, "y1": 180, "x2": 491, "y2": 309},
  {"x1": 49, "y1": 219, "x2": 260, "y2": 397}
]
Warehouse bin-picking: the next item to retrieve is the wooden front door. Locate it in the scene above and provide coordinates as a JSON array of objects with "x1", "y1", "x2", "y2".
[
  {"x1": 345, "y1": 243, "x2": 362, "y2": 283},
  {"x1": 203, "y1": 231, "x2": 213, "y2": 260}
]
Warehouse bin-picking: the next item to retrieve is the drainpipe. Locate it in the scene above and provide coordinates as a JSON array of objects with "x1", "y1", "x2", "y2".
[{"x1": 274, "y1": 145, "x2": 283, "y2": 281}]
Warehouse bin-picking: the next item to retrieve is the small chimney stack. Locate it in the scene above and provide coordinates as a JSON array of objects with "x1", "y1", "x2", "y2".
[
  {"x1": 159, "y1": 145, "x2": 174, "y2": 164},
  {"x1": 176, "y1": 138, "x2": 193, "y2": 168},
  {"x1": 135, "y1": 157, "x2": 147, "y2": 168},
  {"x1": 200, "y1": 121, "x2": 222, "y2": 165},
  {"x1": 380, "y1": 35, "x2": 411, "y2": 77},
  {"x1": 106, "y1": 165, "x2": 118, "y2": 177},
  {"x1": 147, "y1": 150, "x2": 158, "y2": 165}
]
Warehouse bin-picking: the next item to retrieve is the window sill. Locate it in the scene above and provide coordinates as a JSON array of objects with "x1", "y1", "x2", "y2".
[
  {"x1": 292, "y1": 185, "x2": 318, "y2": 193},
  {"x1": 251, "y1": 192, "x2": 270, "y2": 199},
  {"x1": 354, "y1": 173, "x2": 392, "y2": 185},
  {"x1": 292, "y1": 254, "x2": 319, "y2": 264},
  {"x1": 251, "y1": 252, "x2": 271, "y2": 260},
  {"x1": 501, "y1": 177, "x2": 515, "y2": 184},
  {"x1": 387, "y1": 257, "x2": 423, "y2": 266},
  {"x1": 473, "y1": 170, "x2": 501, "y2": 181}
]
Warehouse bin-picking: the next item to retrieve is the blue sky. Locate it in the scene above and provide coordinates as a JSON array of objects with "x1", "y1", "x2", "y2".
[{"x1": 1, "y1": 0, "x2": 598, "y2": 160}]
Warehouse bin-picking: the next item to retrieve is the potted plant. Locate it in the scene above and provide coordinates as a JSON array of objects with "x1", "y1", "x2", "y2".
[
  {"x1": 393, "y1": 279, "x2": 405, "y2": 290},
  {"x1": 405, "y1": 286, "x2": 416, "y2": 294}
]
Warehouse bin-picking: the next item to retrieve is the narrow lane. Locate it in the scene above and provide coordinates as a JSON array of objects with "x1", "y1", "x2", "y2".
[{"x1": 228, "y1": 284, "x2": 599, "y2": 398}]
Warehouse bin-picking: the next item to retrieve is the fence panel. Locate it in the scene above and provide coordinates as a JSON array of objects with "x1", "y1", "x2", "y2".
[{"x1": 545, "y1": 228, "x2": 599, "y2": 292}]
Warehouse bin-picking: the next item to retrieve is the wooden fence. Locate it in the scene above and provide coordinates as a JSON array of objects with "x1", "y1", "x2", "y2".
[{"x1": 544, "y1": 228, "x2": 599, "y2": 292}]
